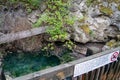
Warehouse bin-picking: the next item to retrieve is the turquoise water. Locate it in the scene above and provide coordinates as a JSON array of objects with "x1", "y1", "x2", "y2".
[
  {"x1": 3, "y1": 49, "x2": 75, "y2": 78},
  {"x1": 3, "y1": 51, "x2": 61, "y2": 78}
]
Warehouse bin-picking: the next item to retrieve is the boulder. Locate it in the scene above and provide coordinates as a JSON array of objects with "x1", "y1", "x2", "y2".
[
  {"x1": 85, "y1": 43, "x2": 104, "y2": 54},
  {"x1": 102, "y1": 39, "x2": 120, "y2": 51},
  {"x1": 69, "y1": 0, "x2": 120, "y2": 43},
  {"x1": 71, "y1": 25, "x2": 90, "y2": 43},
  {"x1": 0, "y1": 10, "x2": 32, "y2": 33},
  {"x1": 73, "y1": 44, "x2": 87, "y2": 55}
]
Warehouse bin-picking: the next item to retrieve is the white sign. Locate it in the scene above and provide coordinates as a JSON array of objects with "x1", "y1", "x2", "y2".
[{"x1": 74, "y1": 50, "x2": 119, "y2": 77}]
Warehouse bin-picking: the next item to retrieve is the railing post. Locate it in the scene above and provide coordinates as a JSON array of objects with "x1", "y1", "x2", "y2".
[{"x1": 0, "y1": 61, "x2": 6, "y2": 80}]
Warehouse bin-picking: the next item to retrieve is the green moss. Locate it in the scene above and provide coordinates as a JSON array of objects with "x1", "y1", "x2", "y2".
[
  {"x1": 113, "y1": 0, "x2": 119, "y2": 3},
  {"x1": 80, "y1": 24, "x2": 91, "y2": 34},
  {"x1": 106, "y1": 0, "x2": 112, "y2": 3},
  {"x1": 63, "y1": 40, "x2": 74, "y2": 50},
  {"x1": 118, "y1": 5, "x2": 120, "y2": 11},
  {"x1": 106, "y1": 40, "x2": 117, "y2": 48},
  {"x1": 106, "y1": 0, "x2": 119, "y2": 3},
  {"x1": 78, "y1": 16, "x2": 85, "y2": 23},
  {"x1": 86, "y1": 0, "x2": 100, "y2": 7},
  {"x1": 86, "y1": 0, "x2": 93, "y2": 7},
  {"x1": 89, "y1": 30, "x2": 94, "y2": 36},
  {"x1": 100, "y1": 6, "x2": 113, "y2": 16},
  {"x1": 33, "y1": 13, "x2": 48, "y2": 27}
]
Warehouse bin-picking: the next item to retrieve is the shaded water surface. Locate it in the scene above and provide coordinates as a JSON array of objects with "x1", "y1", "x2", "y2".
[
  {"x1": 3, "y1": 49, "x2": 75, "y2": 78},
  {"x1": 3, "y1": 51, "x2": 61, "y2": 77}
]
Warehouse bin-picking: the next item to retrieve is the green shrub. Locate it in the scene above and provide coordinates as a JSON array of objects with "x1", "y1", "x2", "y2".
[
  {"x1": 34, "y1": 0, "x2": 75, "y2": 41},
  {"x1": 63, "y1": 40, "x2": 74, "y2": 50}
]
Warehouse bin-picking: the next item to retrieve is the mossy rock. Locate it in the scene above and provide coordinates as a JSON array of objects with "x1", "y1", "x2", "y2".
[
  {"x1": 106, "y1": 0, "x2": 119, "y2": 3},
  {"x1": 0, "y1": 5, "x2": 3, "y2": 10},
  {"x1": 78, "y1": 16, "x2": 85, "y2": 23},
  {"x1": 106, "y1": 40, "x2": 117, "y2": 48},
  {"x1": 99, "y1": 6, "x2": 113, "y2": 16},
  {"x1": 113, "y1": 0, "x2": 119, "y2": 3},
  {"x1": 117, "y1": 35, "x2": 120, "y2": 40},
  {"x1": 86, "y1": 0, "x2": 93, "y2": 7},
  {"x1": 80, "y1": 24, "x2": 91, "y2": 34},
  {"x1": 118, "y1": 5, "x2": 120, "y2": 11},
  {"x1": 86, "y1": 0, "x2": 101, "y2": 7}
]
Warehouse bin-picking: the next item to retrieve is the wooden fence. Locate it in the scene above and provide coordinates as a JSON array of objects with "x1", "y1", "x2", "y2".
[{"x1": 8, "y1": 47, "x2": 120, "y2": 80}]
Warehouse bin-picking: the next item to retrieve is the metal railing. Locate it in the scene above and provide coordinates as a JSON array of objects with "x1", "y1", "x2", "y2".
[
  {"x1": 5, "y1": 47, "x2": 120, "y2": 80},
  {"x1": 67, "y1": 57, "x2": 120, "y2": 80}
]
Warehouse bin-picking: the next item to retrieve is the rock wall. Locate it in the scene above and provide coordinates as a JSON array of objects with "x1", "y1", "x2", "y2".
[
  {"x1": 69, "y1": 0, "x2": 120, "y2": 43},
  {"x1": 0, "y1": 0, "x2": 120, "y2": 52}
]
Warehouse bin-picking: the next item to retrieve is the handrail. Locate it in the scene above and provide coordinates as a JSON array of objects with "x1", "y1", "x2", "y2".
[
  {"x1": 12, "y1": 47, "x2": 120, "y2": 80},
  {"x1": 0, "y1": 27, "x2": 46, "y2": 44}
]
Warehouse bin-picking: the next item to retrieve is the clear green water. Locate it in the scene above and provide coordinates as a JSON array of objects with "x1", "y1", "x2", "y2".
[
  {"x1": 3, "y1": 51, "x2": 61, "y2": 78},
  {"x1": 3, "y1": 50, "x2": 75, "y2": 78}
]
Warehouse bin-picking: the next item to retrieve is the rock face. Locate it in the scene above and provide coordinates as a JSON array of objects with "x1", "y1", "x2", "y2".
[
  {"x1": 0, "y1": 10, "x2": 32, "y2": 34},
  {"x1": 0, "y1": 0, "x2": 120, "y2": 51},
  {"x1": 69, "y1": 0, "x2": 120, "y2": 43},
  {"x1": 28, "y1": 10, "x2": 41, "y2": 23},
  {"x1": 102, "y1": 39, "x2": 120, "y2": 51},
  {"x1": 14, "y1": 35, "x2": 43, "y2": 52},
  {"x1": 73, "y1": 44, "x2": 87, "y2": 55},
  {"x1": 0, "y1": 10, "x2": 43, "y2": 51},
  {"x1": 85, "y1": 43, "x2": 104, "y2": 54}
]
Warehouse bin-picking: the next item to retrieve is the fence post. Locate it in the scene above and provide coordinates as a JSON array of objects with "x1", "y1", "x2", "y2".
[{"x1": 0, "y1": 61, "x2": 6, "y2": 80}]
